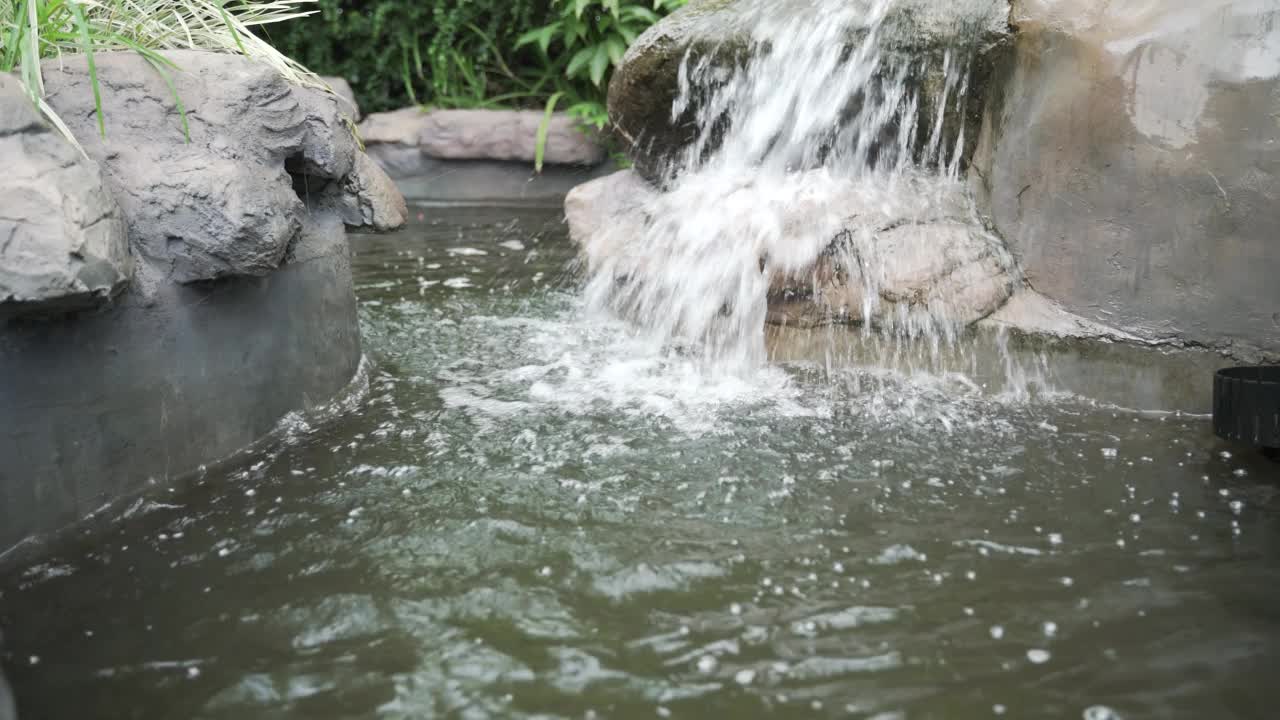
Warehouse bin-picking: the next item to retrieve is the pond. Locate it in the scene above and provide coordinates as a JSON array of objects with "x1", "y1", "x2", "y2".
[{"x1": 2, "y1": 206, "x2": 1278, "y2": 720}]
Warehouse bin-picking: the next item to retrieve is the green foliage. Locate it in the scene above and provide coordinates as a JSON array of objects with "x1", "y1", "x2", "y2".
[{"x1": 264, "y1": 0, "x2": 685, "y2": 123}]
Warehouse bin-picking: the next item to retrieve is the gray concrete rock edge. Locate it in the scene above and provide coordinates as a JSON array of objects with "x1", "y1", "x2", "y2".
[
  {"x1": 0, "y1": 51, "x2": 405, "y2": 566},
  {"x1": 358, "y1": 107, "x2": 608, "y2": 171}
]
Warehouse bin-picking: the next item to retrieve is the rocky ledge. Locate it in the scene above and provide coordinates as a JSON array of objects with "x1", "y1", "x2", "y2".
[
  {"x1": 569, "y1": 0, "x2": 1280, "y2": 411},
  {"x1": 608, "y1": 0, "x2": 1012, "y2": 184},
  {"x1": 0, "y1": 51, "x2": 405, "y2": 557}
]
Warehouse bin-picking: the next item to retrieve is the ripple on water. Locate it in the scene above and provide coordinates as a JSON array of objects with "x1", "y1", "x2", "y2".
[{"x1": 2, "y1": 209, "x2": 1279, "y2": 720}]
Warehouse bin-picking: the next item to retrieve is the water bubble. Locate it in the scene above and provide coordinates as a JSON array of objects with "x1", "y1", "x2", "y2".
[
  {"x1": 730, "y1": 603, "x2": 743, "y2": 616},
  {"x1": 990, "y1": 625, "x2": 1004, "y2": 640},
  {"x1": 28, "y1": 656, "x2": 40, "y2": 666},
  {"x1": 1027, "y1": 649, "x2": 1052, "y2": 664},
  {"x1": 539, "y1": 566, "x2": 552, "y2": 577},
  {"x1": 1043, "y1": 621, "x2": 1058, "y2": 637},
  {"x1": 657, "y1": 707, "x2": 671, "y2": 718},
  {"x1": 187, "y1": 667, "x2": 201, "y2": 679},
  {"x1": 994, "y1": 705, "x2": 1007, "y2": 715},
  {"x1": 1084, "y1": 706, "x2": 1123, "y2": 720},
  {"x1": 1229, "y1": 500, "x2": 1245, "y2": 515},
  {"x1": 1101, "y1": 448, "x2": 1118, "y2": 459},
  {"x1": 1048, "y1": 533, "x2": 1064, "y2": 546},
  {"x1": 697, "y1": 655, "x2": 718, "y2": 674}
]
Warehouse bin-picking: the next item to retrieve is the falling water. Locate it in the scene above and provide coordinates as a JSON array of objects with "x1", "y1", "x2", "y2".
[{"x1": 581, "y1": 0, "x2": 1015, "y2": 375}]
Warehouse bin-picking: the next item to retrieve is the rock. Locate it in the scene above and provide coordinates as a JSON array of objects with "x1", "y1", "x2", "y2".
[
  {"x1": 358, "y1": 106, "x2": 431, "y2": 145},
  {"x1": 609, "y1": 0, "x2": 1012, "y2": 183},
  {"x1": 567, "y1": 169, "x2": 1014, "y2": 331},
  {"x1": 766, "y1": 221, "x2": 1014, "y2": 330},
  {"x1": 0, "y1": 75, "x2": 131, "y2": 319},
  {"x1": 419, "y1": 109, "x2": 605, "y2": 166},
  {"x1": 363, "y1": 142, "x2": 430, "y2": 178},
  {"x1": 41, "y1": 51, "x2": 404, "y2": 284},
  {"x1": 971, "y1": 0, "x2": 1280, "y2": 360},
  {"x1": 320, "y1": 75, "x2": 360, "y2": 120},
  {"x1": 319, "y1": 152, "x2": 408, "y2": 231},
  {"x1": 360, "y1": 107, "x2": 606, "y2": 167},
  {"x1": 565, "y1": 169, "x2": 658, "y2": 268}
]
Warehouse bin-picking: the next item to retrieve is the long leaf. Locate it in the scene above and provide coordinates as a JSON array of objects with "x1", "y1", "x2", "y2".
[
  {"x1": 69, "y1": 0, "x2": 105, "y2": 138},
  {"x1": 589, "y1": 42, "x2": 610, "y2": 87},
  {"x1": 534, "y1": 91, "x2": 564, "y2": 174}
]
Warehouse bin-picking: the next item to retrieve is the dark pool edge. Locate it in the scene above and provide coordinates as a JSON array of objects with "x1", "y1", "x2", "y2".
[{"x1": 0, "y1": 226, "x2": 365, "y2": 567}]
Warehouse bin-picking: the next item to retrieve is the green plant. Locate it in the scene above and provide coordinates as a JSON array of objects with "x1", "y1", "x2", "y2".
[
  {"x1": 261, "y1": 1, "x2": 550, "y2": 115},
  {"x1": 0, "y1": 0, "x2": 320, "y2": 147},
  {"x1": 518, "y1": 0, "x2": 685, "y2": 169},
  {"x1": 519, "y1": 0, "x2": 682, "y2": 89},
  {"x1": 262, "y1": 0, "x2": 684, "y2": 170},
  {"x1": 265, "y1": 1, "x2": 682, "y2": 116}
]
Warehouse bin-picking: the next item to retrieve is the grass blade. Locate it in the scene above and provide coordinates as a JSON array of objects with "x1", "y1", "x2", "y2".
[
  {"x1": 535, "y1": 91, "x2": 563, "y2": 174},
  {"x1": 69, "y1": 0, "x2": 105, "y2": 137}
]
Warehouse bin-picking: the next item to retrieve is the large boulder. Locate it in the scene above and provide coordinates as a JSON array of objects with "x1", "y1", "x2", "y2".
[
  {"x1": 0, "y1": 75, "x2": 131, "y2": 319},
  {"x1": 608, "y1": 0, "x2": 1012, "y2": 183},
  {"x1": 971, "y1": 0, "x2": 1280, "y2": 361},
  {"x1": 41, "y1": 51, "x2": 405, "y2": 284},
  {"x1": 567, "y1": 170, "x2": 1015, "y2": 331}
]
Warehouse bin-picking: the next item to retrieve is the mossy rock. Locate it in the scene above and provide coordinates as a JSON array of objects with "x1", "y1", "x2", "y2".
[{"x1": 608, "y1": 0, "x2": 1013, "y2": 184}]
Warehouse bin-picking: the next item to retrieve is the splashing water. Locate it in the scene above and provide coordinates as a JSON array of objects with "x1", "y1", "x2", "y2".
[{"x1": 582, "y1": 0, "x2": 1015, "y2": 375}]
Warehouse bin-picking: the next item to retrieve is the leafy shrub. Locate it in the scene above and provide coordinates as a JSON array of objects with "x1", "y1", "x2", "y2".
[{"x1": 263, "y1": 0, "x2": 685, "y2": 122}]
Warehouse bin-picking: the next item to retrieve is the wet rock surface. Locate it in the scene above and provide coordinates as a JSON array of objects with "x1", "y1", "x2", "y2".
[
  {"x1": 567, "y1": 170, "x2": 1015, "y2": 331},
  {"x1": 1, "y1": 51, "x2": 401, "y2": 556},
  {"x1": 767, "y1": 221, "x2": 1014, "y2": 330},
  {"x1": 42, "y1": 51, "x2": 403, "y2": 284},
  {"x1": 971, "y1": 0, "x2": 1280, "y2": 361},
  {"x1": 0, "y1": 76, "x2": 131, "y2": 319},
  {"x1": 608, "y1": 0, "x2": 1012, "y2": 183}
]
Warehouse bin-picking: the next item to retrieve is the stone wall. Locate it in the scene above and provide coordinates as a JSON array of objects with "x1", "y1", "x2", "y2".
[
  {"x1": 357, "y1": 106, "x2": 612, "y2": 204},
  {"x1": 0, "y1": 51, "x2": 404, "y2": 558},
  {"x1": 970, "y1": 0, "x2": 1280, "y2": 362}
]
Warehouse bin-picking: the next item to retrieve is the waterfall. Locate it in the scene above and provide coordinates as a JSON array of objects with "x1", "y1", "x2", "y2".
[{"x1": 580, "y1": 0, "x2": 1016, "y2": 376}]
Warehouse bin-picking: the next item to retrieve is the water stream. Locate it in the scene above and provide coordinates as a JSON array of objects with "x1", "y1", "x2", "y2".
[
  {"x1": 1, "y1": 208, "x2": 1278, "y2": 719},
  {"x1": 582, "y1": 0, "x2": 1013, "y2": 374}
]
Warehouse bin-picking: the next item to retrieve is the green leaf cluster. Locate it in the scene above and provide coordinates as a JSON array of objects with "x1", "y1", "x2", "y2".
[{"x1": 262, "y1": 0, "x2": 685, "y2": 128}]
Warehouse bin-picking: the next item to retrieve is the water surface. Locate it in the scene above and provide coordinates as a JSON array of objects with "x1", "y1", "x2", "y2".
[{"x1": 2, "y1": 207, "x2": 1278, "y2": 720}]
